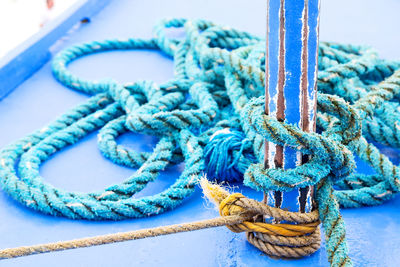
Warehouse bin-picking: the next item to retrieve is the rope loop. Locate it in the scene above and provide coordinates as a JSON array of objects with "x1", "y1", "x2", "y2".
[
  {"x1": 201, "y1": 179, "x2": 321, "y2": 258},
  {"x1": 240, "y1": 96, "x2": 355, "y2": 192}
]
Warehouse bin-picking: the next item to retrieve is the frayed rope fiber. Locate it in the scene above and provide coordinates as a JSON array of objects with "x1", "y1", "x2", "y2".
[{"x1": 0, "y1": 18, "x2": 400, "y2": 266}]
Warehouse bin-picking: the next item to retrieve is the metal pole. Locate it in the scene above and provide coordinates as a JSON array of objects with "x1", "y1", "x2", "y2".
[{"x1": 265, "y1": 0, "x2": 320, "y2": 213}]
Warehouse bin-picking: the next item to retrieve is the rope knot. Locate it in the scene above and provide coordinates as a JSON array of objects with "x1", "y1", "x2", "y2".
[
  {"x1": 201, "y1": 178, "x2": 321, "y2": 258},
  {"x1": 204, "y1": 128, "x2": 256, "y2": 183},
  {"x1": 240, "y1": 95, "x2": 358, "y2": 193},
  {"x1": 219, "y1": 193, "x2": 247, "y2": 217},
  {"x1": 218, "y1": 193, "x2": 254, "y2": 233}
]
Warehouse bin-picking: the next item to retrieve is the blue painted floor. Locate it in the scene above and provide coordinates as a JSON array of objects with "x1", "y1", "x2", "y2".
[{"x1": 1, "y1": 0, "x2": 400, "y2": 266}]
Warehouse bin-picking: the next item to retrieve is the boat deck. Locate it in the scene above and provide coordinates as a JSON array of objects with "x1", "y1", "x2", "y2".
[{"x1": 1, "y1": 0, "x2": 400, "y2": 266}]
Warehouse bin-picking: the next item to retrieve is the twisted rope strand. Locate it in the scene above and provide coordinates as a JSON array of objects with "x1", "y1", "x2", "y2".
[
  {"x1": 0, "y1": 215, "x2": 246, "y2": 260},
  {"x1": 201, "y1": 179, "x2": 321, "y2": 258}
]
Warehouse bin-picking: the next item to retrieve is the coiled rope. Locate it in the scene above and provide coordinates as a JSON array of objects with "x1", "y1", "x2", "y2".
[{"x1": 0, "y1": 18, "x2": 400, "y2": 266}]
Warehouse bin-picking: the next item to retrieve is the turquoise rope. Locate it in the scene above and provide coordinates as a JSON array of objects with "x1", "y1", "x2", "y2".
[{"x1": 1, "y1": 18, "x2": 400, "y2": 266}]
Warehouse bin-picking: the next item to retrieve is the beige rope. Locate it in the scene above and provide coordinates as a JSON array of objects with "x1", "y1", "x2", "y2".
[
  {"x1": 0, "y1": 179, "x2": 320, "y2": 260},
  {"x1": 246, "y1": 230, "x2": 321, "y2": 258},
  {"x1": 0, "y1": 215, "x2": 247, "y2": 260},
  {"x1": 201, "y1": 179, "x2": 321, "y2": 258}
]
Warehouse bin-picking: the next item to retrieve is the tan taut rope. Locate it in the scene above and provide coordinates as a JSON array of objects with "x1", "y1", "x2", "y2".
[
  {"x1": 0, "y1": 215, "x2": 246, "y2": 260},
  {"x1": 0, "y1": 179, "x2": 320, "y2": 260}
]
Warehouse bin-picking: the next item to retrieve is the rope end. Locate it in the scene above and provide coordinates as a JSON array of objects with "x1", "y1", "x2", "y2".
[{"x1": 200, "y1": 177, "x2": 230, "y2": 205}]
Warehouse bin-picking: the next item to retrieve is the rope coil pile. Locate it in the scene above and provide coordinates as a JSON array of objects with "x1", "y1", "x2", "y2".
[{"x1": 0, "y1": 18, "x2": 400, "y2": 266}]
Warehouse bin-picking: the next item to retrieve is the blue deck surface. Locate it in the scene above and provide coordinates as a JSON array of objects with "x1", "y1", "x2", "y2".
[{"x1": 1, "y1": 0, "x2": 400, "y2": 266}]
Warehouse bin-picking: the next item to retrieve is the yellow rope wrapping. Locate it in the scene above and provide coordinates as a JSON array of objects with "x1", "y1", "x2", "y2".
[{"x1": 201, "y1": 179, "x2": 321, "y2": 258}]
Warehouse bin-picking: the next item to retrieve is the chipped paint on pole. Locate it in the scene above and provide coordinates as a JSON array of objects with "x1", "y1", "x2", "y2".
[{"x1": 265, "y1": 0, "x2": 320, "y2": 212}]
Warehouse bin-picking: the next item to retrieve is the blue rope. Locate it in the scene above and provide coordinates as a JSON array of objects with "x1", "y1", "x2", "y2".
[
  {"x1": 204, "y1": 129, "x2": 256, "y2": 182},
  {"x1": 1, "y1": 18, "x2": 400, "y2": 266}
]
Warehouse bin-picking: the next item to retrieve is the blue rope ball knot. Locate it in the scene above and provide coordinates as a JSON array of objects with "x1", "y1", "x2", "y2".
[{"x1": 204, "y1": 128, "x2": 256, "y2": 183}]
